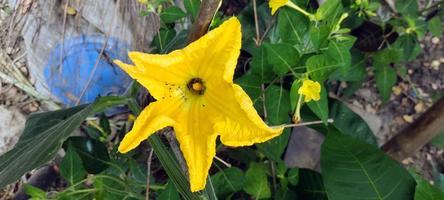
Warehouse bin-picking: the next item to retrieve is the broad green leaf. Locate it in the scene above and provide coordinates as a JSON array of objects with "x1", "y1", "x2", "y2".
[
  {"x1": 0, "y1": 104, "x2": 92, "y2": 188},
  {"x1": 406, "y1": 17, "x2": 427, "y2": 39},
  {"x1": 160, "y1": 6, "x2": 186, "y2": 23},
  {"x1": 414, "y1": 173, "x2": 444, "y2": 200},
  {"x1": 128, "y1": 158, "x2": 148, "y2": 184},
  {"x1": 392, "y1": 34, "x2": 422, "y2": 62},
  {"x1": 373, "y1": 48, "x2": 402, "y2": 67},
  {"x1": 307, "y1": 54, "x2": 341, "y2": 81},
  {"x1": 264, "y1": 85, "x2": 291, "y2": 125},
  {"x1": 65, "y1": 137, "x2": 110, "y2": 174},
  {"x1": 375, "y1": 65, "x2": 397, "y2": 103},
  {"x1": 93, "y1": 175, "x2": 129, "y2": 200},
  {"x1": 325, "y1": 40, "x2": 352, "y2": 70},
  {"x1": 152, "y1": 28, "x2": 177, "y2": 53},
  {"x1": 60, "y1": 143, "x2": 86, "y2": 185},
  {"x1": 158, "y1": 182, "x2": 180, "y2": 200},
  {"x1": 287, "y1": 168, "x2": 299, "y2": 186},
  {"x1": 309, "y1": 25, "x2": 330, "y2": 50},
  {"x1": 315, "y1": 0, "x2": 341, "y2": 21},
  {"x1": 329, "y1": 100, "x2": 378, "y2": 145},
  {"x1": 258, "y1": 85, "x2": 291, "y2": 161},
  {"x1": 396, "y1": 0, "x2": 418, "y2": 16},
  {"x1": 244, "y1": 163, "x2": 271, "y2": 199},
  {"x1": 428, "y1": 17, "x2": 443, "y2": 37},
  {"x1": 211, "y1": 167, "x2": 246, "y2": 198},
  {"x1": 250, "y1": 45, "x2": 275, "y2": 83},
  {"x1": 275, "y1": 188, "x2": 297, "y2": 200},
  {"x1": 92, "y1": 96, "x2": 129, "y2": 113},
  {"x1": 278, "y1": 7, "x2": 309, "y2": 45},
  {"x1": 321, "y1": 133, "x2": 416, "y2": 200},
  {"x1": 296, "y1": 169, "x2": 328, "y2": 199},
  {"x1": 330, "y1": 50, "x2": 366, "y2": 82},
  {"x1": 25, "y1": 184, "x2": 47, "y2": 200},
  {"x1": 307, "y1": 83, "x2": 329, "y2": 124},
  {"x1": 264, "y1": 43, "x2": 300, "y2": 76},
  {"x1": 184, "y1": 0, "x2": 200, "y2": 21}
]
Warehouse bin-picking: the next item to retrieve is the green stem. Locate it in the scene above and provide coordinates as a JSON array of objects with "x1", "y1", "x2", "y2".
[{"x1": 286, "y1": 1, "x2": 315, "y2": 20}]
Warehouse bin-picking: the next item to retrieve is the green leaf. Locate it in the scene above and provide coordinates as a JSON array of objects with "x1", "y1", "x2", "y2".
[
  {"x1": 264, "y1": 43, "x2": 300, "y2": 76},
  {"x1": 93, "y1": 175, "x2": 129, "y2": 200},
  {"x1": 275, "y1": 188, "x2": 297, "y2": 200},
  {"x1": 325, "y1": 40, "x2": 352, "y2": 70},
  {"x1": 160, "y1": 6, "x2": 186, "y2": 23},
  {"x1": 396, "y1": 0, "x2": 418, "y2": 16},
  {"x1": 244, "y1": 163, "x2": 271, "y2": 199},
  {"x1": 60, "y1": 143, "x2": 86, "y2": 185},
  {"x1": 250, "y1": 45, "x2": 275, "y2": 83},
  {"x1": 158, "y1": 182, "x2": 180, "y2": 200},
  {"x1": 184, "y1": 0, "x2": 200, "y2": 21},
  {"x1": 92, "y1": 96, "x2": 129, "y2": 113},
  {"x1": 329, "y1": 100, "x2": 378, "y2": 145},
  {"x1": 152, "y1": 28, "x2": 177, "y2": 53},
  {"x1": 428, "y1": 17, "x2": 443, "y2": 37},
  {"x1": 375, "y1": 65, "x2": 397, "y2": 103},
  {"x1": 278, "y1": 7, "x2": 309, "y2": 46},
  {"x1": 330, "y1": 50, "x2": 366, "y2": 82},
  {"x1": 24, "y1": 184, "x2": 47, "y2": 200},
  {"x1": 258, "y1": 85, "x2": 291, "y2": 161},
  {"x1": 265, "y1": 85, "x2": 291, "y2": 125},
  {"x1": 287, "y1": 168, "x2": 299, "y2": 186},
  {"x1": 211, "y1": 167, "x2": 246, "y2": 198},
  {"x1": 0, "y1": 104, "x2": 93, "y2": 188},
  {"x1": 309, "y1": 25, "x2": 330, "y2": 50},
  {"x1": 65, "y1": 137, "x2": 110, "y2": 174},
  {"x1": 392, "y1": 34, "x2": 422, "y2": 62},
  {"x1": 321, "y1": 133, "x2": 416, "y2": 200},
  {"x1": 414, "y1": 173, "x2": 444, "y2": 200},
  {"x1": 315, "y1": 0, "x2": 341, "y2": 21},
  {"x1": 431, "y1": 132, "x2": 444, "y2": 149},
  {"x1": 307, "y1": 83, "x2": 329, "y2": 124},
  {"x1": 296, "y1": 169, "x2": 328, "y2": 199},
  {"x1": 307, "y1": 54, "x2": 341, "y2": 81}
]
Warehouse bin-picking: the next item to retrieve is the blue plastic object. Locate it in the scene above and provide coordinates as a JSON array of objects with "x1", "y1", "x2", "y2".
[{"x1": 44, "y1": 35, "x2": 131, "y2": 106}]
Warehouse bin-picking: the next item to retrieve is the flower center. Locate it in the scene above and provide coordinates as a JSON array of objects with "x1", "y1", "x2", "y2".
[{"x1": 187, "y1": 78, "x2": 205, "y2": 95}]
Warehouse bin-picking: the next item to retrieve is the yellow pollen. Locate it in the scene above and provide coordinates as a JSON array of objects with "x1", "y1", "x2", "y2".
[{"x1": 192, "y1": 82, "x2": 203, "y2": 91}]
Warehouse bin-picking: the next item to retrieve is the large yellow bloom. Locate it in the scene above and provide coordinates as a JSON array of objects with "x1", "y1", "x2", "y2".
[
  {"x1": 114, "y1": 17, "x2": 283, "y2": 192},
  {"x1": 298, "y1": 80, "x2": 321, "y2": 102},
  {"x1": 269, "y1": 0, "x2": 289, "y2": 14}
]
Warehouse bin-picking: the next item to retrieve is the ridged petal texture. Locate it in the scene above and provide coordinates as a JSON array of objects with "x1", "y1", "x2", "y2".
[{"x1": 114, "y1": 17, "x2": 284, "y2": 192}]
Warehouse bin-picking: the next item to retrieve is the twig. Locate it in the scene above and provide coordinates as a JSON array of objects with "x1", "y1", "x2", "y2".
[
  {"x1": 146, "y1": 148, "x2": 154, "y2": 200},
  {"x1": 261, "y1": 84, "x2": 267, "y2": 120},
  {"x1": 76, "y1": 0, "x2": 121, "y2": 105},
  {"x1": 59, "y1": 0, "x2": 69, "y2": 74},
  {"x1": 274, "y1": 119, "x2": 334, "y2": 129},
  {"x1": 252, "y1": 0, "x2": 260, "y2": 46},
  {"x1": 187, "y1": 0, "x2": 222, "y2": 43},
  {"x1": 214, "y1": 156, "x2": 231, "y2": 168}
]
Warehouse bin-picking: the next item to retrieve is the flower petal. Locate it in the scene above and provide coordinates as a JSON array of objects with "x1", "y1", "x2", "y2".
[
  {"x1": 206, "y1": 83, "x2": 284, "y2": 147},
  {"x1": 269, "y1": 0, "x2": 288, "y2": 14},
  {"x1": 118, "y1": 97, "x2": 183, "y2": 153},
  {"x1": 173, "y1": 101, "x2": 217, "y2": 192},
  {"x1": 114, "y1": 50, "x2": 191, "y2": 100},
  {"x1": 182, "y1": 17, "x2": 241, "y2": 83}
]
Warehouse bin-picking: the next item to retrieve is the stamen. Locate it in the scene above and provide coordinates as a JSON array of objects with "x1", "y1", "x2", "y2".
[{"x1": 187, "y1": 77, "x2": 206, "y2": 95}]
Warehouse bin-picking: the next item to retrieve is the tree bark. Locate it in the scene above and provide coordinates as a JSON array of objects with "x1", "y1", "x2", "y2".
[{"x1": 382, "y1": 96, "x2": 444, "y2": 162}]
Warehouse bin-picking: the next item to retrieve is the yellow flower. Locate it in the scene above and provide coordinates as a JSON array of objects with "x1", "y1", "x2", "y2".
[
  {"x1": 114, "y1": 17, "x2": 283, "y2": 192},
  {"x1": 298, "y1": 80, "x2": 321, "y2": 102},
  {"x1": 269, "y1": 0, "x2": 288, "y2": 15}
]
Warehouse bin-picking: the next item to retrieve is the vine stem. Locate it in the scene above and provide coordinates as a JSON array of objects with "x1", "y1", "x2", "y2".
[
  {"x1": 273, "y1": 119, "x2": 334, "y2": 129},
  {"x1": 146, "y1": 148, "x2": 154, "y2": 200}
]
